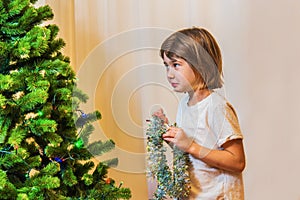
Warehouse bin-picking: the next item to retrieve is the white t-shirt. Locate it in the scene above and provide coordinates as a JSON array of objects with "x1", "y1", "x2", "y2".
[{"x1": 176, "y1": 91, "x2": 244, "y2": 200}]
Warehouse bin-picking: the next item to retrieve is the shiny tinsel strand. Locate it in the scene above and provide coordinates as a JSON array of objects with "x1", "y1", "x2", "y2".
[{"x1": 146, "y1": 116, "x2": 190, "y2": 199}]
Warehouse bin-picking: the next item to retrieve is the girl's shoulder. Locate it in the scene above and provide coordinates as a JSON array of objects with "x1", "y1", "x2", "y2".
[
  {"x1": 209, "y1": 90, "x2": 239, "y2": 120},
  {"x1": 208, "y1": 90, "x2": 238, "y2": 114},
  {"x1": 208, "y1": 90, "x2": 227, "y2": 108}
]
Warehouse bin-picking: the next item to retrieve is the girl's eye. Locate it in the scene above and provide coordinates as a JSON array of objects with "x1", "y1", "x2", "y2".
[
  {"x1": 164, "y1": 64, "x2": 170, "y2": 70},
  {"x1": 174, "y1": 63, "x2": 180, "y2": 68}
]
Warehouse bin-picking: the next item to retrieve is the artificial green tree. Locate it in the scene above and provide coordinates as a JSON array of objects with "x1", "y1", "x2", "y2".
[{"x1": 0, "y1": 0, "x2": 131, "y2": 199}]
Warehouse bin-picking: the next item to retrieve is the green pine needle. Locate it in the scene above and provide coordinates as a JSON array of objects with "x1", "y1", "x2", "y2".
[{"x1": 0, "y1": 0, "x2": 131, "y2": 198}]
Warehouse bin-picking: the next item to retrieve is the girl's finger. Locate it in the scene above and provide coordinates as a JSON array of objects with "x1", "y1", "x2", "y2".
[
  {"x1": 163, "y1": 137, "x2": 174, "y2": 143},
  {"x1": 163, "y1": 129, "x2": 176, "y2": 138}
]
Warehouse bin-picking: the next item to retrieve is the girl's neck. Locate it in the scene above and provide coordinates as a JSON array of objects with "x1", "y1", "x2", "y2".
[{"x1": 187, "y1": 89, "x2": 211, "y2": 106}]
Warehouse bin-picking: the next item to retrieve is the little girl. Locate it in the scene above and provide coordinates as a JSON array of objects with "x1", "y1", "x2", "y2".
[{"x1": 155, "y1": 27, "x2": 246, "y2": 199}]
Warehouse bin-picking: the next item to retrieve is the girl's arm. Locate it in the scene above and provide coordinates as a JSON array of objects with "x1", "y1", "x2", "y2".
[
  {"x1": 163, "y1": 127, "x2": 246, "y2": 173},
  {"x1": 188, "y1": 138, "x2": 245, "y2": 173}
]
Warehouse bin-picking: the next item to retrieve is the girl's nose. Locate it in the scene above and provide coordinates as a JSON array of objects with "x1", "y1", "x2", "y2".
[{"x1": 167, "y1": 68, "x2": 175, "y2": 79}]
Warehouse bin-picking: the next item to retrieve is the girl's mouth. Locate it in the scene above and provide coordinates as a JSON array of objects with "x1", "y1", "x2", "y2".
[{"x1": 171, "y1": 83, "x2": 178, "y2": 87}]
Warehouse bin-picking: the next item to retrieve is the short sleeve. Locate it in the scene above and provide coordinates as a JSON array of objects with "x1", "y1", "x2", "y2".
[{"x1": 210, "y1": 102, "x2": 243, "y2": 147}]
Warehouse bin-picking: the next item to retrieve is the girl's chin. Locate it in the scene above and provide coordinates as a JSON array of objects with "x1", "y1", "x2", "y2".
[
  {"x1": 173, "y1": 87, "x2": 193, "y2": 93},
  {"x1": 173, "y1": 88, "x2": 184, "y2": 93}
]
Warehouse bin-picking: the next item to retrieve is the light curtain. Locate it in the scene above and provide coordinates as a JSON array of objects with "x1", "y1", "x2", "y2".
[{"x1": 38, "y1": 0, "x2": 300, "y2": 199}]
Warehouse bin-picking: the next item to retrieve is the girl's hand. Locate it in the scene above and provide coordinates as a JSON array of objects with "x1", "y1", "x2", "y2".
[
  {"x1": 152, "y1": 108, "x2": 169, "y2": 124},
  {"x1": 162, "y1": 127, "x2": 193, "y2": 152}
]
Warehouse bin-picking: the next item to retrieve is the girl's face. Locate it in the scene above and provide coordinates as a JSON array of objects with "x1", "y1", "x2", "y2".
[{"x1": 163, "y1": 53, "x2": 196, "y2": 93}]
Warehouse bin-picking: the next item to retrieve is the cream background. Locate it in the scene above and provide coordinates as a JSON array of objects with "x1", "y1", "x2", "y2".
[{"x1": 36, "y1": 0, "x2": 300, "y2": 199}]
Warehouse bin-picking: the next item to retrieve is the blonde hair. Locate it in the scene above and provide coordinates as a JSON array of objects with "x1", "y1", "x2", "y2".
[{"x1": 160, "y1": 27, "x2": 223, "y2": 90}]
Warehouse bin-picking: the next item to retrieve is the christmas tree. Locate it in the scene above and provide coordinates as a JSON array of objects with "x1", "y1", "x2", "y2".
[{"x1": 0, "y1": 0, "x2": 131, "y2": 199}]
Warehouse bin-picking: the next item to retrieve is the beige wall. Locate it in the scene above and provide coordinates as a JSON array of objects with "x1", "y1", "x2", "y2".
[{"x1": 39, "y1": 0, "x2": 300, "y2": 199}]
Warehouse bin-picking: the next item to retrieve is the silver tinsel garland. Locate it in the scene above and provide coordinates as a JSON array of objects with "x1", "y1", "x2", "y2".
[{"x1": 146, "y1": 116, "x2": 190, "y2": 200}]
